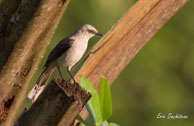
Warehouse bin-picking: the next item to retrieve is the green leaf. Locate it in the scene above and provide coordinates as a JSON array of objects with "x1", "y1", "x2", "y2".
[
  {"x1": 80, "y1": 76, "x2": 102, "y2": 125},
  {"x1": 108, "y1": 123, "x2": 120, "y2": 126},
  {"x1": 102, "y1": 121, "x2": 108, "y2": 126},
  {"x1": 99, "y1": 77, "x2": 112, "y2": 121},
  {"x1": 102, "y1": 121, "x2": 120, "y2": 126}
]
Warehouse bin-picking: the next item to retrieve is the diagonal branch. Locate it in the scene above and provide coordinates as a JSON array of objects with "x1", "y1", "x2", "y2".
[{"x1": 73, "y1": 0, "x2": 189, "y2": 120}]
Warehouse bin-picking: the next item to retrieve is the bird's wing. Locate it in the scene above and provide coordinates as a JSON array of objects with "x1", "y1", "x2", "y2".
[{"x1": 44, "y1": 37, "x2": 74, "y2": 67}]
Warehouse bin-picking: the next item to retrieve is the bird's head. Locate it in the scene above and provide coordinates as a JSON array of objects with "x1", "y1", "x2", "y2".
[{"x1": 79, "y1": 24, "x2": 103, "y2": 38}]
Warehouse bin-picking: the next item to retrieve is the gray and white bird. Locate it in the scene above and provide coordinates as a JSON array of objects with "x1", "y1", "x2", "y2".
[{"x1": 27, "y1": 24, "x2": 103, "y2": 101}]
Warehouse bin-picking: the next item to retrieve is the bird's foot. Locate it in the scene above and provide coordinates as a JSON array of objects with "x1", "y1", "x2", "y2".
[{"x1": 61, "y1": 79, "x2": 69, "y2": 84}]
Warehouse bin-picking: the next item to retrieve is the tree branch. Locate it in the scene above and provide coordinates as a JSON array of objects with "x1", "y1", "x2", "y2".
[{"x1": 73, "y1": 0, "x2": 189, "y2": 120}]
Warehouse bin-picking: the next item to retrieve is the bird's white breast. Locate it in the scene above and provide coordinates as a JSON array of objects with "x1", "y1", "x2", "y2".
[{"x1": 56, "y1": 36, "x2": 89, "y2": 67}]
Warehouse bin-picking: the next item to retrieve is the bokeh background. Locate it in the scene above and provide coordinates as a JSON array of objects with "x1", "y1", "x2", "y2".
[{"x1": 30, "y1": 0, "x2": 194, "y2": 125}]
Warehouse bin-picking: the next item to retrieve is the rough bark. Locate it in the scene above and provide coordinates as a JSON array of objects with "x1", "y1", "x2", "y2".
[
  {"x1": 73, "y1": 0, "x2": 189, "y2": 120},
  {"x1": 15, "y1": 79, "x2": 90, "y2": 126},
  {"x1": 0, "y1": 0, "x2": 71, "y2": 125}
]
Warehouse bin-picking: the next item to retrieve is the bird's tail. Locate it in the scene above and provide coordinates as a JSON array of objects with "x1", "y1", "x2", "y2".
[{"x1": 27, "y1": 65, "x2": 55, "y2": 102}]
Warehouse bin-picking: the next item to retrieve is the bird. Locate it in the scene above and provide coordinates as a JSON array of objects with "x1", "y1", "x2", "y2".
[{"x1": 27, "y1": 24, "x2": 103, "y2": 101}]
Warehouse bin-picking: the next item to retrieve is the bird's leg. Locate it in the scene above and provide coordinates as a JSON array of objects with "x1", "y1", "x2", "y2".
[
  {"x1": 57, "y1": 66, "x2": 65, "y2": 81},
  {"x1": 67, "y1": 67, "x2": 78, "y2": 84}
]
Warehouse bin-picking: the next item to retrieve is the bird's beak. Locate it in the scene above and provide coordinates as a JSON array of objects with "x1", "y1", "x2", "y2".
[{"x1": 95, "y1": 32, "x2": 104, "y2": 36}]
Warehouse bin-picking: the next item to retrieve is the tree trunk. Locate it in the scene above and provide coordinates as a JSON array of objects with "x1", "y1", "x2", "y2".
[
  {"x1": 15, "y1": 79, "x2": 90, "y2": 126},
  {"x1": 0, "y1": 0, "x2": 71, "y2": 125}
]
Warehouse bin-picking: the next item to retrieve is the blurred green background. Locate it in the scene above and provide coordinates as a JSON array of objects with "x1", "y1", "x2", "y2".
[{"x1": 31, "y1": 0, "x2": 194, "y2": 125}]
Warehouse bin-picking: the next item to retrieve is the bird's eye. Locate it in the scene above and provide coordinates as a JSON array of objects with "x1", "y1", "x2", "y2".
[{"x1": 88, "y1": 29, "x2": 95, "y2": 34}]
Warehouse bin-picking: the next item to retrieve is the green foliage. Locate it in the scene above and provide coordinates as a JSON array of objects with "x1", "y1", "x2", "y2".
[
  {"x1": 80, "y1": 76, "x2": 119, "y2": 126},
  {"x1": 102, "y1": 121, "x2": 119, "y2": 126},
  {"x1": 107, "y1": 123, "x2": 120, "y2": 126},
  {"x1": 80, "y1": 77, "x2": 102, "y2": 125},
  {"x1": 99, "y1": 77, "x2": 112, "y2": 121}
]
